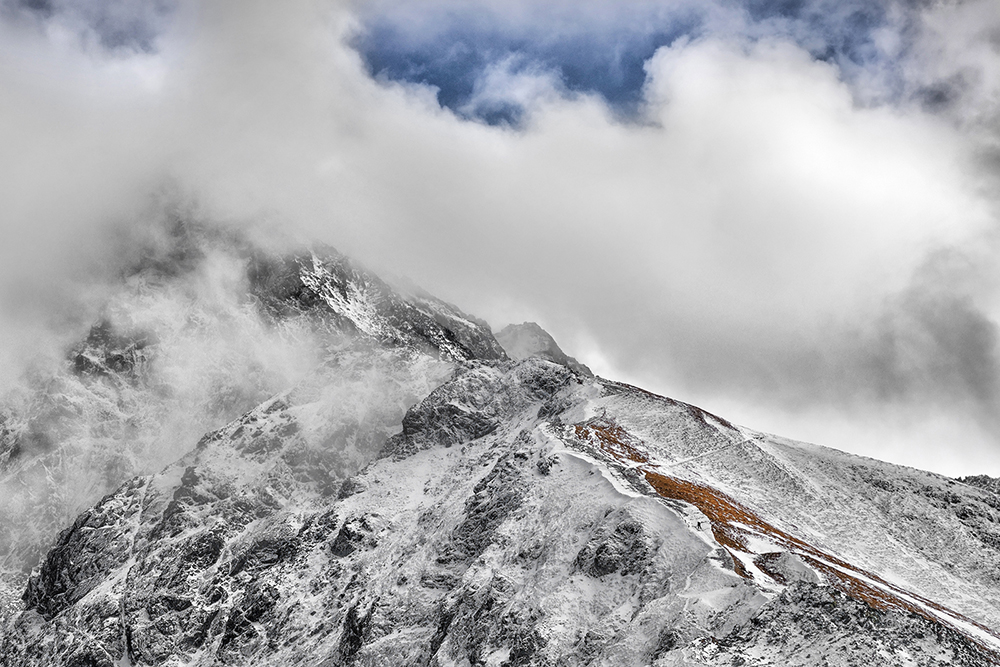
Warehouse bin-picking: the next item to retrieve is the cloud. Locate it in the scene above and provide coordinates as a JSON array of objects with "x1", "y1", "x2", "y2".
[
  {"x1": 350, "y1": 0, "x2": 941, "y2": 123},
  {"x1": 4, "y1": 0, "x2": 175, "y2": 52},
  {"x1": 2, "y1": 0, "x2": 1000, "y2": 477}
]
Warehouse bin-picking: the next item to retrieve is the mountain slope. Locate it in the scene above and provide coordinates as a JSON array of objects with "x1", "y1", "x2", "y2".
[
  {"x1": 0, "y1": 221, "x2": 504, "y2": 611},
  {"x1": 4, "y1": 359, "x2": 999, "y2": 665},
  {"x1": 1, "y1": 224, "x2": 998, "y2": 666}
]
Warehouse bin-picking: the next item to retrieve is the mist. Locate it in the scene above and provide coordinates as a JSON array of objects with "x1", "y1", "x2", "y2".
[{"x1": 2, "y1": 0, "x2": 1000, "y2": 484}]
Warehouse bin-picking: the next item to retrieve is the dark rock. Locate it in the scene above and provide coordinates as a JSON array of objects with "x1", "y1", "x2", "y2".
[
  {"x1": 69, "y1": 319, "x2": 153, "y2": 382},
  {"x1": 330, "y1": 517, "x2": 378, "y2": 558},
  {"x1": 23, "y1": 477, "x2": 147, "y2": 620},
  {"x1": 217, "y1": 582, "x2": 280, "y2": 660},
  {"x1": 575, "y1": 517, "x2": 651, "y2": 578},
  {"x1": 335, "y1": 601, "x2": 374, "y2": 664},
  {"x1": 445, "y1": 456, "x2": 525, "y2": 562},
  {"x1": 181, "y1": 531, "x2": 226, "y2": 569},
  {"x1": 247, "y1": 246, "x2": 508, "y2": 363},
  {"x1": 337, "y1": 477, "x2": 366, "y2": 499},
  {"x1": 230, "y1": 534, "x2": 301, "y2": 575},
  {"x1": 419, "y1": 572, "x2": 459, "y2": 590},
  {"x1": 713, "y1": 582, "x2": 999, "y2": 667},
  {"x1": 382, "y1": 360, "x2": 572, "y2": 459},
  {"x1": 961, "y1": 475, "x2": 1000, "y2": 495}
]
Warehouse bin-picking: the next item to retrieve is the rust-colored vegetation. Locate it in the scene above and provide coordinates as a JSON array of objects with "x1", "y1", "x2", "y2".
[
  {"x1": 574, "y1": 418, "x2": 649, "y2": 464},
  {"x1": 569, "y1": 416, "x2": 1000, "y2": 656}
]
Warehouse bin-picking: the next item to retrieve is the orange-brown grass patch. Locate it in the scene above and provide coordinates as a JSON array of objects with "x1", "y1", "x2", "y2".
[
  {"x1": 801, "y1": 556, "x2": 912, "y2": 612},
  {"x1": 642, "y1": 469, "x2": 1000, "y2": 655},
  {"x1": 571, "y1": 419, "x2": 1000, "y2": 655},
  {"x1": 574, "y1": 418, "x2": 649, "y2": 464}
]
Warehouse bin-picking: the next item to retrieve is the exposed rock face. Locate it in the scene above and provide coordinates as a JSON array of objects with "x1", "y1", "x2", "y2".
[
  {"x1": 495, "y1": 322, "x2": 592, "y2": 376},
  {"x1": 249, "y1": 247, "x2": 507, "y2": 363},
  {"x1": 667, "y1": 583, "x2": 997, "y2": 667},
  {"x1": 3, "y1": 224, "x2": 1000, "y2": 666},
  {"x1": 70, "y1": 319, "x2": 154, "y2": 381},
  {"x1": 0, "y1": 222, "x2": 504, "y2": 611},
  {"x1": 1, "y1": 360, "x2": 763, "y2": 666},
  {"x1": 4, "y1": 352, "x2": 1000, "y2": 665}
]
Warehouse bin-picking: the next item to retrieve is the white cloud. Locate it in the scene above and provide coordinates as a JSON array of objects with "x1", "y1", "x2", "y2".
[{"x1": 3, "y1": 0, "x2": 1000, "y2": 475}]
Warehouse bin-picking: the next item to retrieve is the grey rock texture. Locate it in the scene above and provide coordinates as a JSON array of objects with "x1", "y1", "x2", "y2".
[
  {"x1": 2, "y1": 223, "x2": 1000, "y2": 666},
  {"x1": 495, "y1": 322, "x2": 592, "y2": 376},
  {"x1": 0, "y1": 220, "x2": 504, "y2": 615},
  {"x1": 5, "y1": 354, "x2": 1000, "y2": 665},
  {"x1": 70, "y1": 319, "x2": 154, "y2": 381},
  {"x1": 249, "y1": 246, "x2": 507, "y2": 363},
  {"x1": 0, "y1": 360, "x2": 760, "y2": 666},
  {"x1": 961, "y1": 475, "x2": 1000, "y2": 496},
  {"x1": 665, "y1": 583, "x2": 997, "y2": 666}
]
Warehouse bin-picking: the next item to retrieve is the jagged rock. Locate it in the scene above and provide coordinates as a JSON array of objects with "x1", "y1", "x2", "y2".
[
  {"x1": 0, "y1": 221, "x2": 506, "y2": 600},
  {"x1": 70, "y1": 319, "x2": 153, "y2": 381},
  {"x1": 575, "y1": 513, "x2": 653, "y2": 578},
  {"x1": 380, "y1": 360, "x2": 573, "y2": 459},
  {"x1": 248, "y1": 247, "x2": 508, "y2": 363},
  {"x1": 23, "y1": 476, "x2": 149, "y2": 620},
  {"x1": 663, "y1": 582, "x2": 999, "y2": 667},
  {"x1": 2, "y1": 226, "x2": 1000, "y2": 666},
  {"x1": 752, "y1": 552, "x2": 820, "y2": 586}
]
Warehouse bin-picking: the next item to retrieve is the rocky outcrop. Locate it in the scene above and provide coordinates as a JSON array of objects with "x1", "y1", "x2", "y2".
[
  {"x1": 0, "y1": 360, "x2": 756, "y2": 665},
  {"x1": 5, "y1": 355, "x2": 1000, "y2": 665},
  {"x1": 70, "y1": 319, "x2": 153, "y2": 381},
  {"x1": 961, "y1": 475, "x2": 1000, "y2": 496},
  {"x1": 0, "y1": 221, "x2": 506, "y2": 607},
  {"x1": 495, "y1": 321, "x2": 592, "y2": 376},
  {"x1": 3, "y1": 223, "x2": 1000, "y2": 666},
  {"x1": 669, "y1": 582, "x2": 998, "y2": 666},
  {"x1": 249, "y1": 247, "x2": 508, "y2": 363}
]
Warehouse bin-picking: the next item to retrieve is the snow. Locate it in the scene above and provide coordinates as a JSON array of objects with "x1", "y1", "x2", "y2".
[{"x1": 4, "y1": 227, "x2": 1000, "y2": 665}]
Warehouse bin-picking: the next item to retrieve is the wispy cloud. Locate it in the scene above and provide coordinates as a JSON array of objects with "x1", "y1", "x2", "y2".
[{"x1": 2, "y1": 0, "x2": 1000, "y2": 475}]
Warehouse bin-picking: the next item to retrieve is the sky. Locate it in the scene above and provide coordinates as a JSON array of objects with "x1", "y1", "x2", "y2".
[{"x1": 2, "y1": 0, "x2": 1000, "y2": 476}]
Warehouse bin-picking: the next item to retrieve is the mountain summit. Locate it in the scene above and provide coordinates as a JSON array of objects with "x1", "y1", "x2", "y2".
[
  {"x1": 1, "y1": 222, "x2": 998, "y2": 666},
  {"x1": 495, "y1": 322, "x2": 593, "y2": 377}
]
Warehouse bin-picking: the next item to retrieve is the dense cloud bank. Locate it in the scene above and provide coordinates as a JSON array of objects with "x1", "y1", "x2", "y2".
[{"x1": 2, "y1": 0, "x2": 1000, "y2": 474}]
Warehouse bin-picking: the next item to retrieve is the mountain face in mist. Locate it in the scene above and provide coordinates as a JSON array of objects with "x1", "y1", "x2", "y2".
[
  {"x1": 496, "y1": 322, "x2": 593, "y2": 377},
  {"x1": 0, "y1": 222, "x2": 501, "y2": 610},
  {"x1": 2, "y1": 222, "x2": 1000, "y2": 666}
]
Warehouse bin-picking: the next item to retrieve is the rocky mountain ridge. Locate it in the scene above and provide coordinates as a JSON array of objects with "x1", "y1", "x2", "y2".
[
  {"x1": 1, "y1": 223, "x2": 999, "y2": 666},
  {"x1": 0, "y1": 222, "x2": 501, "y2": 606}
]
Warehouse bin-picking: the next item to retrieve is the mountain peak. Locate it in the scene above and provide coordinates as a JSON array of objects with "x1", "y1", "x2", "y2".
[
  {"x1": 495, "y1": 321, "x2": 592, "y2": 376},
  {"x1": 2, "y1": 223, "x2": 1000, "y2": 666}
]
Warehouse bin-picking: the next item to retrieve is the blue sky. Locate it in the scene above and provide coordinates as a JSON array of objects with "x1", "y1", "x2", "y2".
[
  {"x1": 6, "y1": 0, "x2": 938, "y2": 120},
  {"x1": 352, "y1": 0, "x2": 901, "y2": 124}
]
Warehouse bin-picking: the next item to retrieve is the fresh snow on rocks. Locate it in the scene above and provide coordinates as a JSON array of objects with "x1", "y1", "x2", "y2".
[{"x1": 1, "y1": 221, "x2": 998, "y2": 666}]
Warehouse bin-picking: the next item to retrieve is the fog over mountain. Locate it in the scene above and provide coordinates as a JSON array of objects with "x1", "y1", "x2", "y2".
[
  {"x1": 3, "y1": 0, "x2": 1000, "y2": 478},
  {"x1": 2, "y1": 215, "x2": 1000, "y2": 665},
  {"x1": 7, "y1": 5, "x2": 1000, "y2": 662}
]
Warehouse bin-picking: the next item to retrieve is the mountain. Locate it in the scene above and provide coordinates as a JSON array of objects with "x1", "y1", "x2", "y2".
[
  {"x1": 1, "y1": 221, "x2": 999, "y2": 666},
  {"x1": 495, "y1": 322, "x2": 592, "y2": 377},
  {"x1": 0, "y1": 221, "x2": 502, "y2": 610}
]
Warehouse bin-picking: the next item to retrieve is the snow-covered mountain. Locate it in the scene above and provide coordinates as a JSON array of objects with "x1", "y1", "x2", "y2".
[
  {"x1": 0, "y1": 221, "x2": 501, "y2": 609},
  {"x1": 495, "y1": 322, "x2": 592, "y2": 377},
  {"x1": 1, "y1": 222, "x2": 999, "y2": 666}
]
